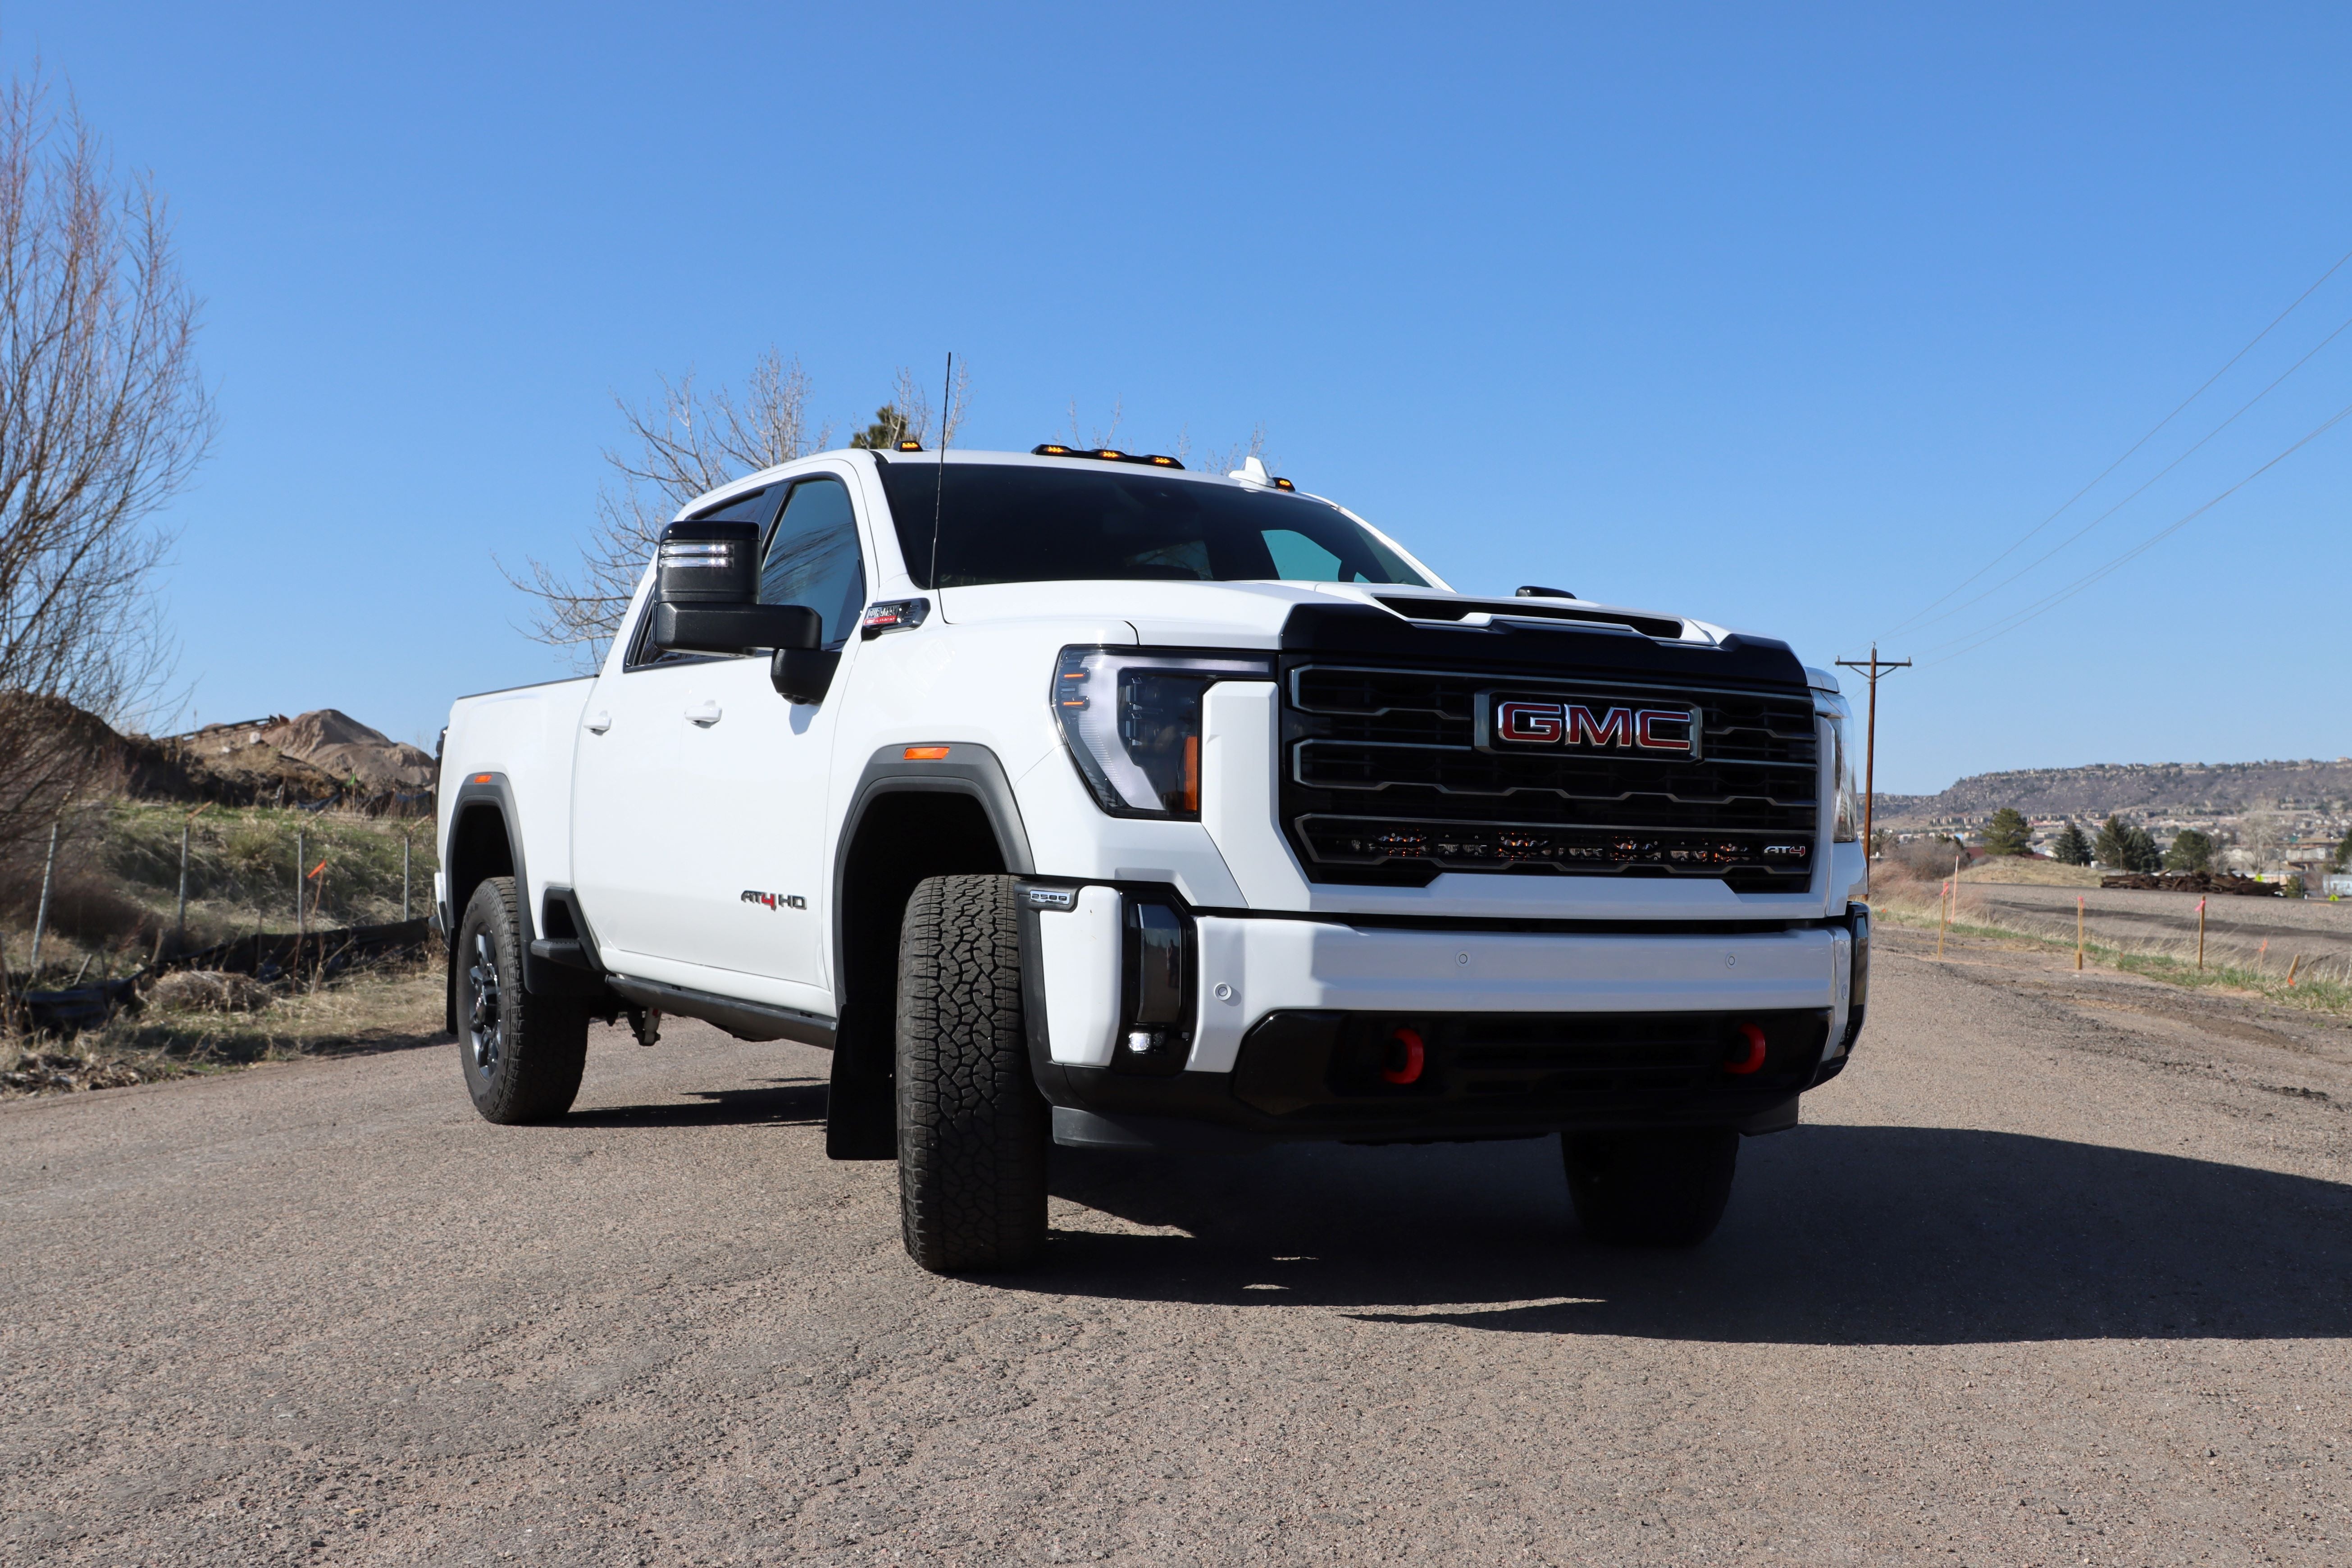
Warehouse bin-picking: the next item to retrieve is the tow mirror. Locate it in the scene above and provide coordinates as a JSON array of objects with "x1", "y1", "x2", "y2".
[{"x1": 649, "y1": 521, "x2": 820, "y2": 655}]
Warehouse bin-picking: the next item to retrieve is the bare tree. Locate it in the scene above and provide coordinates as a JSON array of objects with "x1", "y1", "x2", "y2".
[
  {"x1": 852, "y1": 361, "x2": 969, "y2": 451},
  {"x1": 0, "y1": 68, "x2": 212, "y2": 859},
  {"x1": 503, "y1": 349, "x2": 829, "y2": 665},
  {"x1": 509, "y1": 355, "x2": 971, "y2": 666}
]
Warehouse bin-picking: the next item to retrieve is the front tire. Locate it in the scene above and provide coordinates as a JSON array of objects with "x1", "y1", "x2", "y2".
[
  {"x1": 895, "y1": 874, "x2": 1048, "y2": 1272},
  {"x1": 455, "y1": 876, "x2": 589, "y2": 1124},
  {"x1": 1563, "y1": 1127, "x2": 1739, "y2": 1246}
]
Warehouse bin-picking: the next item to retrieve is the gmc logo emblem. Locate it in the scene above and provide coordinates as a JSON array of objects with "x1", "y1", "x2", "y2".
[{"x1": 1477, "y1": 694, "x2": 1700, "y2": 757}]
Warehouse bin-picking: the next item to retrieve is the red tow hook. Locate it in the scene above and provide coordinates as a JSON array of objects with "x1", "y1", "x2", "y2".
[
  {"x1": 1381, "y1": 1026, "x2": 1427, "y2": 1085},
  {"x1": 1723, "y1": 1022, "x2": 1768, "y2": 1076}
]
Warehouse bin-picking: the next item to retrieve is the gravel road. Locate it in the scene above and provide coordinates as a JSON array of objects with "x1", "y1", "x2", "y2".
[{"x1": 7, "y1": 926, "x2": 2352, "y2": 1565}]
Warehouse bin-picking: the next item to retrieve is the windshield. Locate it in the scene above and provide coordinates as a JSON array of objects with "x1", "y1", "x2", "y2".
[{"x1": 875, "y1": 460, "x2": 1429, "y2": 590}]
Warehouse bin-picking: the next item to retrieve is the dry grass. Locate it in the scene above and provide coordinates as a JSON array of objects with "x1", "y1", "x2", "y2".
[
  {"x1": 1871, "y1": 872, "x2": 2352, "y2": 1016},
  {"x1": 0, "y1": 953, "x2": 446, "y2": 1097},
  {"x1": 0, "y1": 798, "x2": 437, "y2": 988}
]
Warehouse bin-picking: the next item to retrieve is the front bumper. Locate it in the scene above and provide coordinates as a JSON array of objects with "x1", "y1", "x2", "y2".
[{"x1": 1020, "y1": 885, "x2": 1869, "y2": 1147}]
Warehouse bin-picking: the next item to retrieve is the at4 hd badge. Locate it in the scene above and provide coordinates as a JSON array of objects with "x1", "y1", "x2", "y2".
[
  {"x1": 741, "y1": 889, "x2": 808, "y2": 910},
  {"x1": 1473, "y1": 693, "x2": 1702, "y2": 757}
]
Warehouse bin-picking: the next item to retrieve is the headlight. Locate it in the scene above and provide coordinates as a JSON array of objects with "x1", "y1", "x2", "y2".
[
  {"x1": 1053, "y1": 647, "x2": 1274, "y2": 818},
  {"x1": 1825, "y1": 708, "x2": 1859, "y2": 843}
]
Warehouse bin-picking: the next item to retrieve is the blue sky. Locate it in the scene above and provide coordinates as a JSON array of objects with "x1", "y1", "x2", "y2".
[{"x1": 5, "y1": 3, "x2": 2346, "y2": 793}]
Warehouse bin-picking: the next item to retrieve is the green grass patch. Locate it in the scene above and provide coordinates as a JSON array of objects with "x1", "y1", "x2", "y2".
[{"x1": 96, "y1": 799, "x2": 436, "y2": 941}]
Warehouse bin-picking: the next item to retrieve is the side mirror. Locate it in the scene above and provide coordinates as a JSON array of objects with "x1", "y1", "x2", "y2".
[
  {"x1": 649, "y1": 521, "x2": 821, "y2": 655},
  {"x1": 770, "y1": 647, "x2": 839, "y2": 706}
]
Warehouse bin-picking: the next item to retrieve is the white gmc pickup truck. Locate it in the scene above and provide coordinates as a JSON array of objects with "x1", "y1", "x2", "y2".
[{"x1": 437, "y1": 443, "x2": 1868, "y2": 1272}]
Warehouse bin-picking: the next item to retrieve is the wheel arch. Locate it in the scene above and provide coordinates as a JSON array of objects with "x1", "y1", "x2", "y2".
[
  {"x1": 825, "y1": 744, "x2": 1034, "y2": 1156},
  {"x1": 832, "y1": 743, "x2": 1034, "y2": 1018}
]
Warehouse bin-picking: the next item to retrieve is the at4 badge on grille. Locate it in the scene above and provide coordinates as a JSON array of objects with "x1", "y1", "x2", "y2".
[{"x1": 1473, "y1": 693, "x2": 1702, "y2": 758}]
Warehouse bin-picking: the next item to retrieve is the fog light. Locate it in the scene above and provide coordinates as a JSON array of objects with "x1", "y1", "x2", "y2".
[{"x1": 1381, "y1": 1026, "x2": 1426, "y2": 1085}]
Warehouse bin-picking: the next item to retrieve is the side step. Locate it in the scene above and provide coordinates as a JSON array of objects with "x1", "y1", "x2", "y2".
[{"x1": 603, "y1": 974, "x2": 837, "y2": 1049}]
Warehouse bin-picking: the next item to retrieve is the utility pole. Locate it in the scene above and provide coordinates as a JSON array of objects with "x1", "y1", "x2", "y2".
[{"x1": 1835, "y1": 645, "x2": 1911, "y2": 861}]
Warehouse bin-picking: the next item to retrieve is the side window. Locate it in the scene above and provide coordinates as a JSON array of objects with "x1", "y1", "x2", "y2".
[
  {"x1": 760, "y1": 477, "x2": 866, "y2": 650},
  {"x1": 692, "y1": 484, "x2": 782, "y2": 524}
]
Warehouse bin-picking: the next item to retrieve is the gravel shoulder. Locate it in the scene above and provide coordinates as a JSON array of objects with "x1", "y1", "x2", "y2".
[{"x1": 4, "y1": 921, "x2": 2351, "y2": 1565}]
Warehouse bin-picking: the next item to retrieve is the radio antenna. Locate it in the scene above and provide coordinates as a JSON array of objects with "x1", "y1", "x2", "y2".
[{"x1": 928, "y1": 351, "x2": 952, "y2": 592}]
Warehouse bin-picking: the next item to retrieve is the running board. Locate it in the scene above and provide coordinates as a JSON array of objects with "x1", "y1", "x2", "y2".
[{"x1": 603, "y1": 974, "x2": 836, "y2": 1049}]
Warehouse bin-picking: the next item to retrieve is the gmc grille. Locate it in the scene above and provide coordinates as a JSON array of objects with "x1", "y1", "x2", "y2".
[{"x1": 1280, "y1": 662, "x2": 1820, "y2": 889}]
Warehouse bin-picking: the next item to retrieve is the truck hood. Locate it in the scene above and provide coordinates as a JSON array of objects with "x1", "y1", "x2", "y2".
[{"x1": 938, "y1": 580, "x2": 1737, "y2": 651}]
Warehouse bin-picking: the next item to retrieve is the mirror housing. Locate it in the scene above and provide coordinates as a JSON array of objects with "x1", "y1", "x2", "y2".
[
  {"x1": 653, "y1": 602, "x2": 819, "y2": 656},
  {"x1": 649, "y1": 520, "x2": 822, "y2": 655},
  {"x1": 771, "y1": 648, "x2": 839, "y2": 705}
]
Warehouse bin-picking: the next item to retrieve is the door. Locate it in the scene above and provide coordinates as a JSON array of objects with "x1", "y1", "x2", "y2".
[
  {"x1": 660, "y1": 470, "x2": 868, "y2": 995},
  {"x1": 570, "y1": 478, "x2": 788, "y2": 972}
]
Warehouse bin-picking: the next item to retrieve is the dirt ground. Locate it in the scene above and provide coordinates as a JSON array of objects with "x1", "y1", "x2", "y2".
[
  {"x1": 5, "y1": 922, "x2": 2352, "y2": 1564},
  {"x1": 1951, "y1": 880, "x2": 2352, "y2": 972}
]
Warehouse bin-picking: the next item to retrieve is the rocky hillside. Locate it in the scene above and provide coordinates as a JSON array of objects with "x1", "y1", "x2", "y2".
[{"x1": 1875, "y1": 758, "x2": 2352, "y2": 827}]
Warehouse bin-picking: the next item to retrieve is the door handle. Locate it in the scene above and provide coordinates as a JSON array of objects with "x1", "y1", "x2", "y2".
[
  {"x1": 585, "y1": 711, "x2": 612, "y2": 734},
  {"x1": 685, "y1": 700, "x2": 723, "y2": 727}
]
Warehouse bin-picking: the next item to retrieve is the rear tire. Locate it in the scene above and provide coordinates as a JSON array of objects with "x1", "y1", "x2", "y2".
[
  {"x1": 455, "y1": 876, "x2": 589, "y2": 1124},
  {"x1": 895, "y1": 873, "x2": 1048, "y2": 1272},
  {"x1": 1563, "y1": 1127, "x2": 1738, "y2": 1246}
]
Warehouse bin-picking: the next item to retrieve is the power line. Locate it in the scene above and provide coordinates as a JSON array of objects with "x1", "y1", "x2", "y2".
[
  {"x1": 1898, "y1": 304, "x2": 2352, "y2": 639},
  {"x1": 1922, "y1": 392, "x2": 2352, "y2": 665},
  {"x1": 1880, "y1": 242, "x2": 2352, "y2": 638}
]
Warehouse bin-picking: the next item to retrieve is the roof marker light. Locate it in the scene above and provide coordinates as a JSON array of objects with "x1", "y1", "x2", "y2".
[{"x1": 1030, "y1": 443, "x2": 1185, "y2": 470}]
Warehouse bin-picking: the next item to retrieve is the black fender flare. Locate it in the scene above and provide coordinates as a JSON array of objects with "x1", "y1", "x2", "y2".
[
  {"x1": 444, "y1": 773, "x2": 603, "y2": 1003},
  {"x1": 829, "y1": 742, "x2": 1036, "y2": 965}
]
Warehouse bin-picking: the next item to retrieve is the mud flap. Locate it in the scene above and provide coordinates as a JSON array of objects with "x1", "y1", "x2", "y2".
[{"x1": 825, "y1": 1003, "x2": 897, "y2": 1160}]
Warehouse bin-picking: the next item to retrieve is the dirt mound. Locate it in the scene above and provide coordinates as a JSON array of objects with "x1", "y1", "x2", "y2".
[
  {"x1": 259, "y1": 710, "x2": 436, "y2": 792},
  {"x1": 174, "y1": 719, "x2": 343, "y2": 803},
  {"x1": 171, "y1": 709, "x2": 436, "y2": 807},
  {"x1": 2098, "y1": 871, "x2": 2281, "y2": 897}
]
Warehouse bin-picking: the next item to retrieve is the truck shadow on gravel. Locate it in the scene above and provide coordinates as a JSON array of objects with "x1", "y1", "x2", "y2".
[
  {"x1": 1022, "y1": 1125, "x2": 2352, "y2": 1345},
  {"x1": 561, "y1": 1077, "x2": 830, "y2": 1127}
]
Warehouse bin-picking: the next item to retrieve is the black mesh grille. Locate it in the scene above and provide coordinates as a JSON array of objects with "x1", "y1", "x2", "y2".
[{"x1": 1280, "y1": 662, "x2": 1820, "y2": 889}]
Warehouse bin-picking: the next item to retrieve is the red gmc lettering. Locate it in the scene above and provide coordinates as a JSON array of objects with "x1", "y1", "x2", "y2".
[
  {"x1": 1563, "y1": 705, "x2": 1633, "y2": 748},
  {"x1": 1495, "y1": 700, "x2": 1563, "y2": 743},
  {"x1": 1635, "y1": 708, "x2": 1693, "y2": 752}
]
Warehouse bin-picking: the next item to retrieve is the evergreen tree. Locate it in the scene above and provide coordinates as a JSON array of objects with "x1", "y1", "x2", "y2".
[
  {"x1": 848, "y1": 404, "x2": 916, "y2": 449},
  {"x1": 2051, "y1": 820, "x2": 2093, "y2": 866},
  {"x1": 2336, "y1": 828, "x2": 2352, "y2": 871},
  {"x1": 1982, "y1": 807, "x2": 2032, "y2": 856},
  {"x1": 2093, "y1": 814, "x2": 2132, "y2": 868},
  {"x1": 2164, "y1": 828, "x2": 2215, "y2": 874},
  {"x1": 2124, "y1": 825, "x2": 2162, "y2": 873}
]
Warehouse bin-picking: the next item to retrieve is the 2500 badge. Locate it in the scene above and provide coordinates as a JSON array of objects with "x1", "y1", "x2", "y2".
[{"x1": 1473, "y1": 693, "x2": 1701, "y2": 757}]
